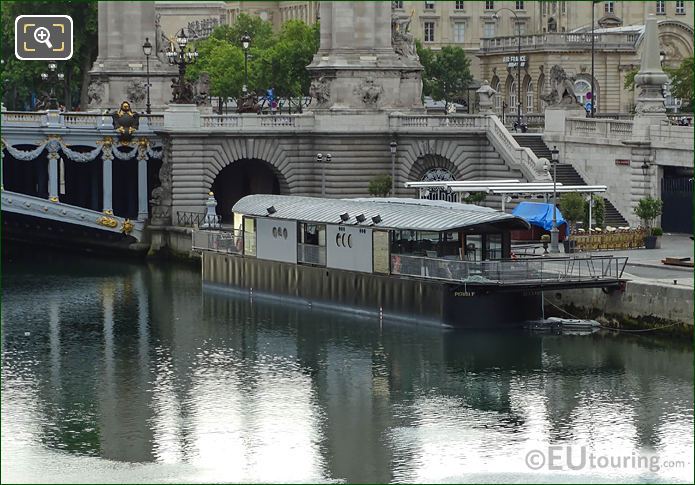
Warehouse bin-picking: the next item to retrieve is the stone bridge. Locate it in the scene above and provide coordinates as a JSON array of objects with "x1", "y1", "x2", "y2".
[{"x1": 2, "y1": 109, "x2": 549, "y2": 231}]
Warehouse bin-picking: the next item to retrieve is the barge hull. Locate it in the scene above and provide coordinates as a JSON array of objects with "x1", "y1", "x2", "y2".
[{"x1": 202, "y1": 252, "x2": 541, "y2": 328}]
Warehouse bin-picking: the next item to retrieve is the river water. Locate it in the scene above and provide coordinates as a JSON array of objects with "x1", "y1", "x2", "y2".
[{"x1": 2, "y1": 250, "x2": 693, "y2": 483}]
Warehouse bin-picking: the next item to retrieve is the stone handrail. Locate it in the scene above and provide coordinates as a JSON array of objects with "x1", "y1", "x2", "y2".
[
  {"x1": 1, "y1": 110, "x2": 164, "y2": 131},
  {"x1": 566, "y1": 117, "x2": 633, "y2": 138},
  {"x1": 200, "y1": 113, "x2": 314, "y2": 130},
  {"x1": 480, "y1": 31, "x2": 639, "y2": 53},
  {"x1": 389, "y1": 114, "x2": 488, "y2": 130},
  {"x1": 1, "y1": 189, "x2": 144, "y2": 241},
  {"x1": 486, "y1": 115, "x2": 550, "y2": 182}
]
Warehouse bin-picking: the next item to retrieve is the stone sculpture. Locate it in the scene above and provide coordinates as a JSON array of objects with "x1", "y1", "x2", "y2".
[
  {"x1": 355, "y1": 78, "x2": 383, "y2": 107},
  {"x1": 111, "y1": 101, "x2": 140, "y2": 142},
  {"x1": 391, "y1": 14, "x2": 417, "y2": 59},
  {"x1": 193, "y1": 73, "x2": 211, "y2": 106},
  {"x1": 540, "y1": 65, "x2": 580, "y2": 106},
  {"x1": 126, "y1": 80, "x2": 147, "y2": 104},
  {"x1": 309, "y1": 76, "x2": 331, "y2": 106},
  {"x1": 87, "y1": 78, "x2": 105, "y2": 105}
]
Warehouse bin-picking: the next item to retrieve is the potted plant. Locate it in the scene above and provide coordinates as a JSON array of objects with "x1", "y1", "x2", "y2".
[
  {"x1": 634, "y1": 197, "x2": 663, "y2": 249},
  {"x1": 368, "y1": 175, "x2": 392, "y2": 197},
  {"x1": 559, "y1": 192, "x2": 584, "y2": 253}
]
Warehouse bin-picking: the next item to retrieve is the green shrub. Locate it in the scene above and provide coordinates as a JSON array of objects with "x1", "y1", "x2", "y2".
[
  {"x1": 634, "y1": 197, "x2": 663, "y2": 229},
  {"x1": 559, "y1": 192, "x2": 585, "y2": 231},
  {"x1": 368, "y1": 175, "x2": 392, "y2": 197},
  {"x1": 462, "y1": 192, "x2": 487, "y2": 205},
  {"x1": 584, "y1": 195, "x2": 605, "y2": 228},
  {"x1": 651, "y1": 227, "x2": 663, "y2": 236}
]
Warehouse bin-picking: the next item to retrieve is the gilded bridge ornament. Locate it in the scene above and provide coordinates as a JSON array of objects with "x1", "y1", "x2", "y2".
[
  {"x1": 97, "y1": 216, "x2": 118, "y2": 228},
  {"x1": 121, "y1": 219, "x2": 135, "y2": 235},
  {"x1": 111, "y1": 101, "x2": 140, "y2": 143}
]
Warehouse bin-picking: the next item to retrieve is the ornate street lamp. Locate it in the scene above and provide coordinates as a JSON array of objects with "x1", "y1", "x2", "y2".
[
  {"x1": 241, "y1": 32, "x2": 251, "y2": 94},
  {"x1": 550, "y1": 146, "x2": 560, "y2": 254},
  {"x1": 166, "y1": 29, "x2": 198, "y2": 104},
  {"x1": 142, "y1": 37, "x2": 153, "y2": 114},
  {"x1": 318, "y1": 153, "x2": 332, "y2": 196},
  {"x1": 494, "y1": 8, "x2": 521, "y2": 131},
  {"x1": 40, "y1": 62, "x2": 65, "y2": 110},
  {"x1": 389, "y1": 141, "x2": 397, "y2": 194}
]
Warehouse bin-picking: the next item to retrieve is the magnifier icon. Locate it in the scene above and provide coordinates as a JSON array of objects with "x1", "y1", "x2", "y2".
[{"x1": 33, "y1": 27, "x2": 53, "y2": 49}]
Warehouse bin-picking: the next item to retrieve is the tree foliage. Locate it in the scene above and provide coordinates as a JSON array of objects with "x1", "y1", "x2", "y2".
[
  {"x1": 1, "y1": 1, "x2": 97, "y2": 109},
  {"x1": 189, "y1": 15, "x2": 319, "y2": 105},
  {"x1": 634, "y1": 196, "x2": 663, "y2": 229},
  {"x1": 416, "y1": 41, "x2": 472, "y2": 109},
  {"x1": 624, "y1": 56, "x2": 693, "y2": 111},
  {"x1": 559, "y1": 192, "x2": 585, "y2": 231},
  {"x1": 583, "y1": 195, "x2": 605, "y2": 229},
  {"x1": 368, "y1": 175, "x2": 392, "y2": 197}
]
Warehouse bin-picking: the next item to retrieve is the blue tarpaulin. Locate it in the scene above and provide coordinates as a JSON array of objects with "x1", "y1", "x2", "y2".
[{"x1": 512, "y1": 202, "x2": 570, "y2": 236}]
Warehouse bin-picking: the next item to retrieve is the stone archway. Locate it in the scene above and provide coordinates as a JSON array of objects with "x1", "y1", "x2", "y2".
[{"x1": 211, "y1": 158, "x2": 283, "y2": 223}]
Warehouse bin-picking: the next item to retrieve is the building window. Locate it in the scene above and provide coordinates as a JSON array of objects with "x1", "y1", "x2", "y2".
[
  {"x1": 605, "y1": 1, "x2": 614, "y2": 13},
  {"x1": 547, "y1": 17, "x2": 557, "y2": 32},
  {"x1": 509, "y1": 80, "x2": 518, "y2": 113},
  {"x1": 542, "y1": 2, "x2": 547, "y2": 15},
  {"x1": 552, "y1": 1, "x2": 557, "y2": 13},
  {"x1": 455, "y1": 1, "x2": 465, "y2": 10},
  {"x1": 424, "y1": 1, "x2": 435, "y2": 10},
  {"x1": 493, "y1": 80, "x2": 501, "y2": 111},
  {"x1": 526, "y1": 81, "x2": 534, "y2": 112},
  {"x1": 561, "y1": 1, "x2": 566, "y2": 13},
  {"x1": 516, "y1": 1, "x2": 524, "y2": 9},
  {"x1": 574, "y1": 79, "x2": 593, "y2": 107},
  {"x1": 424, "y1": 22, "x2": 435, "y2": 42},
  {"x1": 676, "y1": 0, "x2": 685, "y2": 14},
  {"x1": 453, "y1": 23, "x2": 465, "y2": 42},
  {"x1": 483, "y1": 22, "x2": 495, "y2": 38},
  {"x1": 656, "y1": 0, "x2": 665, "y2": 14},
  {"x1": 516, "y1": 21, "x2": 526, "y2": 35},
  {"x1": 485, "y1": 1, "x2": 494, "y2": 10},
  {"x1": 393, "y1": 0, "x2": 403, "y2": 8}
]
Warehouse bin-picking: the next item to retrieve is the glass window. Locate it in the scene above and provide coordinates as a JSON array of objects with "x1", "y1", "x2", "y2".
[
  {"x1": 483, "y1": 22, "x2": 495, "y2": 38},
  {"x1": 561, "y1": 0, "x2": 566, "y2": 13},
  {"x1": 574, "y1": 79, "x2": 592, "y2": 105},
  {"x1": 516, "y1": 21, "x2": 526, "y2": 35},
  {"x1": 604, "y1": 1, "x2": 613, "y2": 13},
  {"x1": 455, "y1": 1, "x2": 465, "y2": 10},
  {"x1": 526, "y1": 81, "x2": 534, "y2": 112},
  {"x1": 508, "y1": 79, "x2": 517, "y2": 111},
  {"x1": 393, "y1": 1, "x2": 403, "y2": 8},
  {"x1": 424, "y1": 0, "x2": 435, "y2": 10},
  {"x1": 516, "y1": 1, "x2": 524, "y2": 9},
  {"x1": 656, "y1": 0, "x2": 665, "y2": 14},
  {"x1": 424, "y1": 21, "x2": 435, "y2": 42},
  {"x1": 485, "y1": 234, "x2": 503, "y2": 260},
  {"x1": 243, "y1": 217, "x2": 256, "y2": 256},
  {"x1": 300, "y1": 223, "x2": 325, "y2": 246},
  {"x1": 485, "y1": 1, "x2": 494, "y2": 10},
  {"x1": 464, "y1": 235, "x2": 482, "y2": 262},
  {"x1": 676, "y1": 0, "x2": 685, "y2": 14},
  {"x1": 453, "y1": 22, "x2": 465, "y2": 43}
]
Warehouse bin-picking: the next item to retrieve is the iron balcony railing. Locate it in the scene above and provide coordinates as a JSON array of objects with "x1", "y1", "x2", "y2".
[
  {"x1": 391, "y1": 254, "x2": 627, "y2": 286},
  {"x1": 176, "y1": 211, "x2": 221, "y2": 228},
  {"x1": 192, "y1": 229, "x2": 243, "y2": 254}
]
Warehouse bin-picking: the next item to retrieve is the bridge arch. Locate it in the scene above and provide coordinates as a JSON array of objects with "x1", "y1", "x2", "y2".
[{"x1": 203, "y1": 137, "x2": 291, "y2": 222}]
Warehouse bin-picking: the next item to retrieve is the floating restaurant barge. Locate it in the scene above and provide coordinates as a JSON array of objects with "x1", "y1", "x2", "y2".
[{"x1": 195, "y1": 195, "x2": 627, "y2": 328}]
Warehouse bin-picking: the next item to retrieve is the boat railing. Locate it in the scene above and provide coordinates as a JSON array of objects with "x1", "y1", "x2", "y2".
[
  {"x1": 192, "y1": 229, "x2": 243, "y2": 254},
  {"x1": 391, "y1": 254, "x2": 627, "y2": 285},
  {"x1": 297, "y1": 243, "x2": 326, "y2": 266}
]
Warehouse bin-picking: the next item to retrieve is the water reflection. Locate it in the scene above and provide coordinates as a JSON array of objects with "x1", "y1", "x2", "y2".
[{"x1": 1, "y1": 251, "x2": 693, "y2": 483}]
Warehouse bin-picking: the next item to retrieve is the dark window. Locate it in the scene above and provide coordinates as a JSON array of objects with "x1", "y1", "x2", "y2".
[
  {"x1": 425, "y1": 1, "x2": 435, "y2": 10},
  {"x1": 485, "y1": 1, "x2": 495, "y2": 10},
  {"x1": 424, "y1": 21, "x2": 435, "y2": 42},
  {"x1": 516, "y1": 1, "x2": 524, "y2": 9}
]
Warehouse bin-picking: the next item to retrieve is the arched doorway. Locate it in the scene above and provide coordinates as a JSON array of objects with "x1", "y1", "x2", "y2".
[{"x1": 211, "y1": 158, "x2": 281, "y2": 223}]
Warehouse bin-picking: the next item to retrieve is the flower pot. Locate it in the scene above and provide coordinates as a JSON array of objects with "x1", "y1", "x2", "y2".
[{"x1": 644, "y1": 235, "x2": 661, "y2": 249}]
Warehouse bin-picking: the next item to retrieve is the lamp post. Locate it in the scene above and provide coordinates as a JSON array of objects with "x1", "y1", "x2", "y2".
[
  {"x1": 590, "y1": 1, "x2": 595, "y2": 117},
  {"x1": 241, "y1": 32, "x2": 251, "y2": 94},
  {"x1": 142, "y1": 37, "x2": 152, "y2": 114},
  {"x1": 40, "y1": 62, "x2": 64, "y2": 110},
  {"x1": 550, "y1": 145, "x2": 560, "y2": 253},
  {"x1": 318, "y1": 153, "x2": 332, "y2": 196},
  {"x1": 389, "y1": 141, "x2": 397, "y2": 195},
  {"x1": 494, "y1": 8, "x2": 521, "y2": 130},
  {"x1": 166, "y1": 28, "x2": 198, "y2": 103}
]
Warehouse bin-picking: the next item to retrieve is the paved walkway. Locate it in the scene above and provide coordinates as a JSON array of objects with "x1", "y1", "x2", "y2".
[{"x1": 590, "y1": 233, "x2": 694, "y2": 284}]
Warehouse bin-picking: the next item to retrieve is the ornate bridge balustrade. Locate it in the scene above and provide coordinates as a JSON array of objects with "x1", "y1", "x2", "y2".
[{"x1": 1, "y1": 110, "x2": 163, "y2": 224}]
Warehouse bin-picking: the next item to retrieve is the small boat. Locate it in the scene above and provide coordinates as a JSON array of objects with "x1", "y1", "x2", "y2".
[{"x1": 526, "y1": 316, "x2": 601, "y2": 330}]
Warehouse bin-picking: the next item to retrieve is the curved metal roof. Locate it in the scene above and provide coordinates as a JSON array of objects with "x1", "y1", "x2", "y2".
[{"x1": 232, "y1": 195, "x2": 530, "y2": 232}]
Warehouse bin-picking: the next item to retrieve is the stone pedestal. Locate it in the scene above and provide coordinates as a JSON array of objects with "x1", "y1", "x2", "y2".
[
  {"x1": 544, "y1": 106, "x2": 586, "y2": 135},
  {"x1": 164, "y1": 104, "x2": 201, "y2": 129},
  {"x1": 307, "y1": 1, "x2": 423, "y2": 111},
  {"x1": 89, "y1": 1, "x2": 176, "y2": 112}
]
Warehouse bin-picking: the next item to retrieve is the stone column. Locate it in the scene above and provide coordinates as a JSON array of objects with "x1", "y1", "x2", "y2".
[
  {"x1": 48, "y1": 155, "x2": 59, "y2": 202},
  {"x1": 137, "y1": 142, "x2": 148, "y2": 220},
  {"x1": 102, "y1": 144, "x2": 114, "y2": 214}
]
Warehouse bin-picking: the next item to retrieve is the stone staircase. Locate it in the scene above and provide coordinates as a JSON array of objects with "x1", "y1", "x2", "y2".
[{"x1": 512, "y1": 134, "x2": 629, "y2": 227}]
